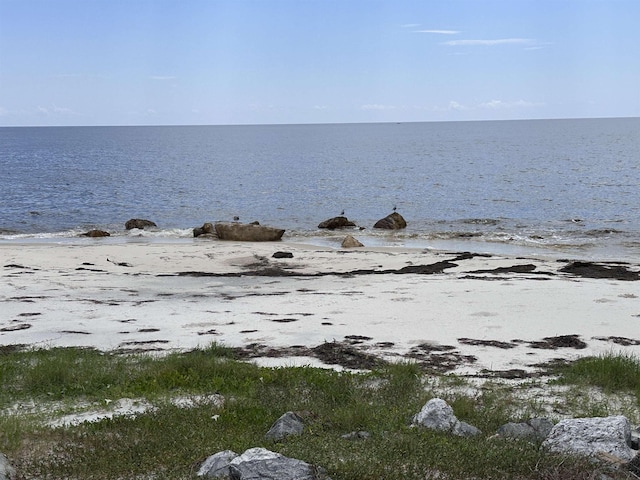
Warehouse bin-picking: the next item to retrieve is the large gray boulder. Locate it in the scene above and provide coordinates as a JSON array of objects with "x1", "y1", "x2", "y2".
[
  {"x1": 542, "y1": 415, "x2": 637, "y2": 462},
  {"x1": 198, "y1": 450, "x2": 239, "y2": 478},
  {"x1": 214, "y1": 222, "x2": 285, "y2": 242},
  {"x1": 0, "y1": 453, "x2": 15, "y2": 480},
  {"x1": 373, "y1": 212, "x2": 406, "y2": 229},
  {"x1": 265, "y1": 411, "x2": 305, "y2": 441},
  {"x1": 411, "y1": 398, "x2": 481, "y2": 437},
  {"x1": 229, "y1": 447, "x2": 330, "y2": 480}
]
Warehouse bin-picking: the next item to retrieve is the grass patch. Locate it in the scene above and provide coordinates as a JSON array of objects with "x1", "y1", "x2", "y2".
[
  {"x1": 0, "y1": 345, "x2": 638, "y2": 479},
  {"x1": 555, "y1": 352, "x2": 640, "y2": 400}
]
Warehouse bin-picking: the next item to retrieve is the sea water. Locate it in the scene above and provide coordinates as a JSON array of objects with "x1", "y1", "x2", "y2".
[{"x1": 1, "y1": 118, "x2": 639, "y2": 260}]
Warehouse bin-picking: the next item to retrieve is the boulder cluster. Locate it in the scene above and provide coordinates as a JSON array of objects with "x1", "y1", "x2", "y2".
[
  {"x1": 317, "y1": 211, "x2": 407, "y2": 231},
  {"x1": 195, "y1": 398, "x2": 640, "y2": 479},
  {"x1": 0, "y1": 398, "x2": 638, "y2": 479},
  {"x1": 80, "y1": 218, "x2": 158, "y2": 238}
]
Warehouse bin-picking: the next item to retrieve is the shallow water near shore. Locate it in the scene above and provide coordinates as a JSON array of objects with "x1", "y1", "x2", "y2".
[{"x1": 1, "y1": 118, "x2": 639, "y2": 261}]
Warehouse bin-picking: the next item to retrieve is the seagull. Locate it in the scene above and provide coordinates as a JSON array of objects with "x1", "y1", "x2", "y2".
[
  {"x1": 392, "y1": 205, "x2": 397, "y2": 212},
  {"x1": 340, "y1": 210, "x2": 345, "y2": 216}
]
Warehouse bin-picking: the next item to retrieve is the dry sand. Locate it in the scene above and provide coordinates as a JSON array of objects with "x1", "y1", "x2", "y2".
[{"x1": 2, "y1": 239, "x2": 639, "y2": 376}]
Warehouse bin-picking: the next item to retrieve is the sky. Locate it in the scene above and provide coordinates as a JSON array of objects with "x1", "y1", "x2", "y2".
[{"x1": 1, "y1": 0, "x2": 639, "y2": 126}]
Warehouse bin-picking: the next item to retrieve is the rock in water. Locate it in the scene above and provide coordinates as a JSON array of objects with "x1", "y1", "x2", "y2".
[
  {"x1": 341, "y1": 235, "x2": 364, "y2": 248},
  {"x1": 318, "y1": 216, "x2": 356, "y2": 230},
  {"x1": 81, "y1": 229, "x2": 110, "y2": 237},
  {"x1": 373, "y1": 212, "x2": 407, "y2": 229},
  {"x1": 542, "y1": 415, "x2": 636, "y2": 462},
  {"x1": 125, "y1": 218, "x2": 157, "y2": 230},
  {"x1": 214, "y1": 222, "x2": 285, "y2": 242},
  {"x1": 194, "y1": 222, "x2": 216, "y2": 238}
]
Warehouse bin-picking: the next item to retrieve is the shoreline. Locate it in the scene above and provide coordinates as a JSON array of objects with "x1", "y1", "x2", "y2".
[{"x1": 2, "y1": 240, "x2": 639, "y2": 376}]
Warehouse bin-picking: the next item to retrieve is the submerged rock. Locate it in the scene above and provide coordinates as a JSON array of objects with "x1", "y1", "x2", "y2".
[{"x1": 81, "y1": 229, "x2": 110, "y2": 237}]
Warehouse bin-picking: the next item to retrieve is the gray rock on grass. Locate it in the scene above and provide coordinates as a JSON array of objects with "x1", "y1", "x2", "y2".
[
  {"x1": 198, "y1": 450, "x2": 238, "y2": 478},
  {"x1": 497, "y1": 417, "x2": 554, "y2": 442},
  {"x1": 241, "y1": 447, "x2": 330, "y2": 480},
  {"x1": 411, "y1": 398, "x2": 481, "y2": 437},
  {"x1": 542, "y1": 415, "x2": 637, "y2": 462},
  {"x1": 265, "y1": 411, "x2": 305, "y2": 441},
  {"x1": 0, "y1": 453, "x2": 15, "y2": 480}
]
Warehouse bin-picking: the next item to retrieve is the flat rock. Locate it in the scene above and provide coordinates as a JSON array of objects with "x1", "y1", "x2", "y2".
[{"x1": 215, "y1": 222, "x2": 285, "y2": 242}]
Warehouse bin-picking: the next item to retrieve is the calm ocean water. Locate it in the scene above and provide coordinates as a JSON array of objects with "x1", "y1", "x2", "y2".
[{"x1": 1, "y1": 118, "x2": 639, "y2": 260}]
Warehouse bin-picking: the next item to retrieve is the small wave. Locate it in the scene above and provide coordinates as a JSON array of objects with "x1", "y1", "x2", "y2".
[
  {"x1": 583, "y1": 228, "x2": 622, "y2": 237},
  {"x1": 459, "y1": 218, "x2": 502, "y2": 226}
]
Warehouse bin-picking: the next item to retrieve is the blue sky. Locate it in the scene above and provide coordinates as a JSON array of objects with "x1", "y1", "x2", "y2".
[{"x1": 1, "y1": 0, "x2": 639, "y2": 126}]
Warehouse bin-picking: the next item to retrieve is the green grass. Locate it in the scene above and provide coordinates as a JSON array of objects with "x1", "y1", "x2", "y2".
[
  {"x1": 555, "y1": 352, "x2": 640, "y2": 394},
  {"x1": 0, "y1": 345, "x2": 638, "y2": 479}
]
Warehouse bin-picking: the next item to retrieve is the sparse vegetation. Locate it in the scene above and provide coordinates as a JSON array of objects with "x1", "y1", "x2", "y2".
[{"x1": 0, "y1": 345, "x2": 638, "y2": 479}]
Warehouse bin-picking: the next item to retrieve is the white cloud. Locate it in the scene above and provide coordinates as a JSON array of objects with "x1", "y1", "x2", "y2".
[
  {"x1": 360, "y1": 104, "x2": 396, "y2": 111},
  {"x1": 150, "y1": 76, "x2": 176, "y2": 81},
  {"x1": 442, "y1": 38, "x2": 534, "y2": 46},
  {"x1": 447, "y1": 101, "x2": 467, "y2": 111},
  {"x1": 0, "y1": 107, "x2": 8, "y2": 116},
  {"x1": 400, "y1": 23, "x2": 421, "y2": 28},
  {"x1": 313, "y1": 105, "x2": 328, "y2": 110},
  {"x1": 414, "y1": 29, "x2": 460, "y2": 35},
  {"x1": 478, "y1": 99, "x2": 544, "y2": 109},
  {"x1": 36, "y1": 104, "x2": 79, "y2": 116}
]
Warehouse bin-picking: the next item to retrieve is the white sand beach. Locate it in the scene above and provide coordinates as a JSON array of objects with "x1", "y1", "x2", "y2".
[{"x1": 1, "y1": 239, "x2": 639, "y2": 376}]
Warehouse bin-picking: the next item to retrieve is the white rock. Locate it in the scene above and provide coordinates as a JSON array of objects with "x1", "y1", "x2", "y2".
[{"x1": 542, "y1": 415, "x2": 636, "y2": 462}]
